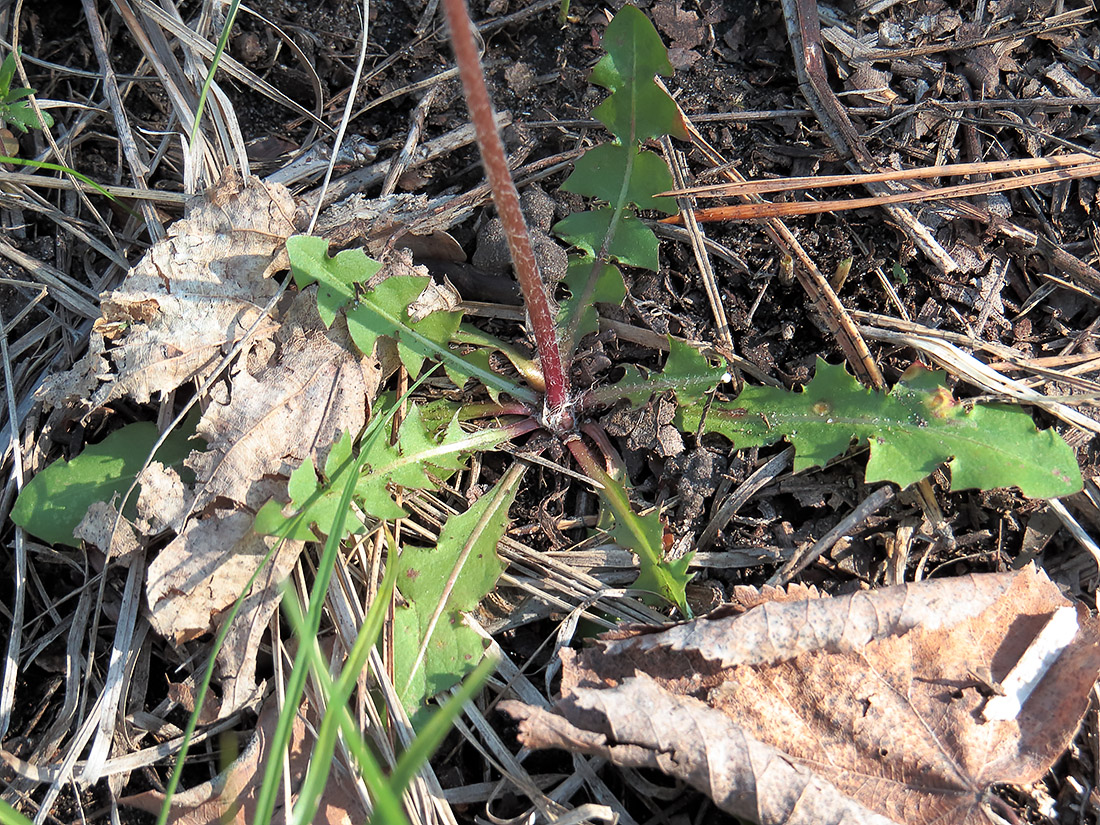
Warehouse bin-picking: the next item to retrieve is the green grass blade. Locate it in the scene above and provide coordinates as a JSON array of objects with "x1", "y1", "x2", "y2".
[
  {"x1": 280, "y1": 560, "x2": 409, "y2": 825},
  {"x1": 387, "y1": 653, "x2": 498, "y2": 796},
  {"x1": 0, "y1": 799, "x2": 34, "y2": 825},
  {"x1": 188, "y1": 0, "x2": 241, "y2": 150},
  {"x1": 252, "y1": 406, "x2": 375, "y2": 825}
]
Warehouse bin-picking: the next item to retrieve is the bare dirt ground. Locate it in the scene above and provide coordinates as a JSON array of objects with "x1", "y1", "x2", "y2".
[{"x1": 3, "y1": 0, "x2": 1100, "y2": 822}]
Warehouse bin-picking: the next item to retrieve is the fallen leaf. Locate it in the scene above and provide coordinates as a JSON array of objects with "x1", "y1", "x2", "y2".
[
  {"x1": 121, "y1": 692, "x2": 368, "y2": 825},
  {"x1": 40, "y1": 171, "x2": 296, "y2": 412},
  {"x1": 74, "y1": 501, "x2": 142, "y2": 565},
  {"x1": 144, "y1": 505, "x2": 303, "y2": 714},
  {"x1": 503, "y1": 567, "x2": 1100, "y2": 825},
  {"x1": 184, "y1": 287, "x2": 380, "y2": 515},
  {"x1": 651, "y1": 0, "x2": 704, "y2": 69}
]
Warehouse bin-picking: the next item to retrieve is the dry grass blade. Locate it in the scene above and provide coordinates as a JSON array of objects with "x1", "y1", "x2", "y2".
[{"x1": 668, "y1": 96, "x2": 884, "y2": 389}]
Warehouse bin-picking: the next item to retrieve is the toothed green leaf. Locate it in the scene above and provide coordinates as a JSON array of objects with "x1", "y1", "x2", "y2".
[
  {"x1": 255, "y1": 407, "x2": 511, "y2": 538},
  {"x1": 561, "y1": 144, "x2": 677, "y2": 214},
  {"x1": 588, "y1": 336, "x2": 727, "y2": 407},
  {"x1": 589, "y1": 5, "x2": 688, "y2": 143},
  {"x1": 394, "y1": 476, "x2": 517, "y2": 715},
  {"x1": 555, "y1": 6, "x2": 686, "y2": 353},
  {"x1": 678, "y1": 359, "x2": 1082, "y2": 499},
  {"x1": 287, "y1": 236, "x2": 530, "y2": 400},
  {"x1": 556, "y1": 256, "x2": 626, "y2": 343},
  {"x1": 554, "y1": 208, "x2": 660, "y2": 271},
  {"x1": 287, "y1": 235, "x2": 380, "y2": 327}
]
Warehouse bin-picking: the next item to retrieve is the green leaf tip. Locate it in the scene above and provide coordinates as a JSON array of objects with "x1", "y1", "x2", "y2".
[
  {"x1": 11, "y1": 418, "x2": 197, "y2": 546},
  {"x1": 287, "y1": 234, "x2": 381, "y2": 327},
  {"x1": 678, "y1": 358, "x2": 1082, "y2": 499},
  {"x1": 590, "y1": 5, "x2": 688, "y2": 143}
]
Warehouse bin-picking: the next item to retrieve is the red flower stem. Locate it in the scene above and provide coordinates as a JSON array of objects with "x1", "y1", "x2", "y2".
[{"x1": 441, "y1": 0, "x2": 572, "y2": 425}]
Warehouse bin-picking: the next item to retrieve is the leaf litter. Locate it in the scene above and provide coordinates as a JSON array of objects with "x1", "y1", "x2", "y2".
[
  {"x1": 120, "y1": 690, "x2": 368, "y2": 825},
  {"x1": 504, "y1": 565, "x2": 1100, "y2": 825},
  {"x1": 33, "y1": 172, "x2": 396, "y2": 716}
]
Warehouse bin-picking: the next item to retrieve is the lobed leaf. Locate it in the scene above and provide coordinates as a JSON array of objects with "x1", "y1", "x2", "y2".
[
  {"x1": 586, "y1": 336, "x2": 727, "y2": 409},
  {"x1": 554, "y1": 208, "x2": 661, "y2": 271},
  {"x1": 611, "y1": 501, "x2": 692, "y2": 616},
  {"x1": 554, "y1": 5, "x2": 686, "y2": 353},
  {"x1": 287, "y1": 234, "x2": 380, "y2": 327},
  {"x1": 557, "y1": 257, "x2": 626, "y2": 343},
  {"x1": 678, "y1": 359, "x2": 1082, "y2": 499},
  {"x1": 561, "y1": 143, "x2": 677, "y2": 214},
  {"x1": 288, "y1": 235, "x2": 534, "y2": 400},
  {"x1": 255, "y1": 406, "x2": 510, "y2": 536},
  {"x1": 2, "y1": 99, "x2": 52, "y2": 133},
  {"x1": 589, "y1": 5, "x2": 688, "y2": 143}
]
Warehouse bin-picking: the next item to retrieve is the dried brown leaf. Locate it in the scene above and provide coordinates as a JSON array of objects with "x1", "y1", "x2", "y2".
[
  {"x1": 74, "y1": 501, "x2": 142, "y2": 565},
  {"x1": 504, "y1": 567, "x2": 1100, "y2": 825},
  {"x1": 42, "y1": 172, "x2": 296, "y2": 411},
  {"x1": 185, "y1": 287, "x2": 379, "y2": 514}
]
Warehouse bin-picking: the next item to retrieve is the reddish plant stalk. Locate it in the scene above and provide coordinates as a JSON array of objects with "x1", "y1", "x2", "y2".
[{"x1": 441, "y1": 0, "x2": 572, "y2": 426}]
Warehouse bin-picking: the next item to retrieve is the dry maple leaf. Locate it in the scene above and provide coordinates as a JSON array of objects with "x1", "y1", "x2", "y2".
[
  {"x1": 503, "y1": 567, "x2": 1100, "y2": 825},
  {"x1": 121, "y1": 692, "x2": 368, "y2": 825}
]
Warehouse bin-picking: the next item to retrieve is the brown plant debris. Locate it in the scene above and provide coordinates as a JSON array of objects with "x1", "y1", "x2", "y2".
[{"x1": 503, "y1": 567, "x2": 1100, "y2": 825}]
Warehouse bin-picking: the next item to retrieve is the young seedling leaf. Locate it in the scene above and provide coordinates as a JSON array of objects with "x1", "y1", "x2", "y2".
[
  {"x1": 12, "y1": 418, "x2": 197, "y2": 546},
  {"x1": 679, "y1": 359, "x2": 1082, "y2": 499},
  {"x1": 393, "y1": 475, "x2": 518, "y2": 716}
]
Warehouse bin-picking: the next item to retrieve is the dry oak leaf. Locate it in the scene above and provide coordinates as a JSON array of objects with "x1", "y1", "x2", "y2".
[
  {"x1": 503, "y1": 567, "x2": 1100, "y2": 825},
  {"x1": 38, "y1": 171, "x2": 295, "y2": 411},
  {"x1": 121, "y1": 692, "x2": 368, "y2": 825}
]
